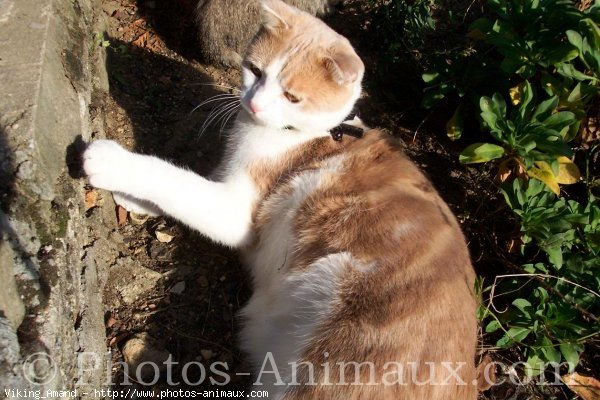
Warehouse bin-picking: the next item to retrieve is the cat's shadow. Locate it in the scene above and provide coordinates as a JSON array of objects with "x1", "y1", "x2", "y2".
[
  {"x1": 99, "y1": 36, "x2": 252, "y2": 391},
  {"x1": 133, "y1": 0, "x2": 201, "y2": 62}
]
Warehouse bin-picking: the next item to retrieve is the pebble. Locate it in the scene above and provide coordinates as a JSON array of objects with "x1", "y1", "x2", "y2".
[
  {"x1": 200, "y1": 349, "x2": 215, "y2": 360},
  {"x1": 169, "y1": 281, "x2": 185, "y2": 295},
  {"x1": 122, "y1": 333, "x2": 171, "y2": 378},
  {"x1": 111, "y1": 258, "x2": 162, "y2": 304},
  {"x1": 130, "y1": 212, "x2": 149, "y2": 225},
  {"x1": 155, "y1": 230, "x2": 174, "y2": 243}
]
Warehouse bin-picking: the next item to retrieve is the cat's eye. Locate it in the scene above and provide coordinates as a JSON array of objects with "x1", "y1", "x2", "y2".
[
  {"x1": 247, "y1": 63, "x2": 262, "y2": 78},
  {"x1": 284, "y1": 91, "x2": 301, "y2": 103}
]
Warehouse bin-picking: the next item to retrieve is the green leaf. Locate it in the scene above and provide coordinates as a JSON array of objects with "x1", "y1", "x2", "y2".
[
  {"x1": 533, "y1": 96, "x2": 559, "y2": 122},
  {"x1": 501, "y1": 56, "x2": 523, "y2": 75},
  {"x1": 480, "y1": 94, "x2": 507, "y2": 132},
  {"x1": 566, "y1": 30, "x2": 583, "y2": 52},
  {"x1": 512, "y1": 298, "x2": 533, "y2": 318},
  {"x1": 560, "y1": 343, "x2": 584, "y2": 369},
  {"x1": 547, "y1": 43, "x2": 579, "y2": 65},
  {"x1": 468, "y1": 18, "x2": 492, "y2": 37},
  {"x1": 422, "y1": 72, "x2": 440, "y2": 83},
  {"x1": 558, "y1": 63, "x2": 595, "y2": 81},
  {"x1": 497, "y1": 326, "x2": 531, "y2": 347},
  {"x1": 525, "y1": 351, "x2": 545, "y2": 377},
  {"x1": 539, "y1": 336, "x2": 561, "y2": 365},
  {"x1": 542, "y1": 111, "x2": 577, "y2": 131},
  {"x1": 485, "y1": 320, "x2": 502, "y2": 333},
  {"x1": 459, "y1": 143, "x2": 505, "y2": 164},
  {"x1": 567, "y1": 82, "x2": 596, "y2": 103},
  {"x1": 446, "y1": 104, "x2": 464, "y2": 140},
  {"x1": 545, "y1": 246, "x2": 564, "y2": 267},
  {"x1": 422, "y1": 91, "x2": 445, "y2": 109},
  {"x1": 580, "y1": 18, "x2": 600, "y2": 49},
  {"x1": 518, "y1": 81, "x2": 535, "y2": 121}
]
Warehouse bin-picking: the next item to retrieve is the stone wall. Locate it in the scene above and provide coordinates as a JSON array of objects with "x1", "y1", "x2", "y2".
[{"x1": 0, "y1": 0, "x2": 117, "y2": 396}]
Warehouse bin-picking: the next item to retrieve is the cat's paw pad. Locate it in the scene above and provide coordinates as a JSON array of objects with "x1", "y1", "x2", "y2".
[{"x1": 83, "y1": 140, "x2": 132, "y2": 192}]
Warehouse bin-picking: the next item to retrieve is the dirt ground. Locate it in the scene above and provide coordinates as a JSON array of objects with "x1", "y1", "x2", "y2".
[{"x1": 87, "y1": 0, "x2": 591, "y2": 398}]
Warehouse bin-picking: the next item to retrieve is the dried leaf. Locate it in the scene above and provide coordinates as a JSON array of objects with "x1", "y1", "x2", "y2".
[
  {"x1": 496, "y1": 158, "x2": 526, "y2": 183},
  {"x1": 507, "y1": 237, "x2": 522, "y2": 253},
  {"x1": 556, "y1": 156, "x2": 581, "y2": 184},
  {"x1": 476, "y1": 354, "x2": 496, "y2": 391},
  {"x1": 156, "y1": 230, "x2": 174, "y2": 243},
  {"x1": 130, "y1": 212, "x2": 149, "y2": 225},
  {"x1": 117, "y1": 205, "x2": 128, "y2": 227},
  {"x1": 497, "y1": 159, "x2": 513, "y2": 183},
  {"x1": 106, "y1": 316, "x2": 118, "y2": 328},
  {"x1": 85, "y1": 190, "x2": 99, "y2": 211},
  {"x1": 509, "y1": 82, "x2": 527, "y2": 105},
  {"x1": 132, "y1": 31, "x2": 149, "y2": 47},
  {"x1": 562, "y1": 373, "x2": 600, "y2": 400},
  {"x1": 579, "y1": 107, "x2": 599, "y2": 146},
  {"x1": 108, "y1": 332, "x2": 130, "y2": 347}
]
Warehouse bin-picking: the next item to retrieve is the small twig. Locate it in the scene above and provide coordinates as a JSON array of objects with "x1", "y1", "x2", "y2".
[
  {"x1": 412, "y1": 109, "x2": 435, "y2": 142},
  {"x1": 463, "y1": 0, "x2": 479, "y2": 22},
  {"x1": 489, "y1": 262, "x2": 599, "y2": 323}
]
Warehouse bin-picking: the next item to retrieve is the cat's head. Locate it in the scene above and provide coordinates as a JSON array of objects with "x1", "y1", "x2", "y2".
[{"x1": 240, "y1": 0, "x2": 364, "y2": 133}]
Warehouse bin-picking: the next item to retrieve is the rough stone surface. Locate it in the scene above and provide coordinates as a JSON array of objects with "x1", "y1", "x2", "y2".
[
  {"x1": 0, "y1": 0, "x2": 121, "y2": 396},
  {"x1": 0, "y1": 244, "x2": 25, "y2": 330},
  {"x1": 109, "y1": 258, "x2": 163, "y2": 305}
]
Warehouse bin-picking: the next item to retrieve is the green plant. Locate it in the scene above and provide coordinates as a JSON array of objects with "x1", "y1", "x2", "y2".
[
  {"x1": 468, "y1": 0, "x2": 585, "y2": 79},
  {"x1": 423, "y1": 0, "x2": 600, "y2": 142},
  {"x1": 369, "y1": 0, "x2": 437, "y2": 70},
  {"x1": 481, "y1": 179, "x2": 600, "y2": 375},
  {"x1": 418, "y1": 0, "x2": 600, "y2": 379},
  {"x1": 563, "y1": 18, "x2": 600, "y2": 83},
  {"x1": 459, "y1": 81, "x2": 577, "y2": 170},
  {"x1": 93, "y1": 32, "x2": 111, "y2": 48},
  {"x1": 501, "y1": 179, "x2": 600, "y2": 269}
]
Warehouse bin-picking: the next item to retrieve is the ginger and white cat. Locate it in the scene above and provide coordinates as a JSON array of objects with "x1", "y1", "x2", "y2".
[{"x1": 84, "y1": 1, "x2": 479, "y2": 398}]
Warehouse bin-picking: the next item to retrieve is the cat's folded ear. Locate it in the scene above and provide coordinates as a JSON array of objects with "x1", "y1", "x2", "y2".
[
  {"x1": 261, "y1": 0, "x2": 296, "y2": 30},
  {"x1": 324, "y1": 46, "x2": 365, "y2": 85}
]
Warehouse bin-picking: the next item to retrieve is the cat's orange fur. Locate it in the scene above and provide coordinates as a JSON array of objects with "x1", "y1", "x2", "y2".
[{"x1": 245, "y1": 130, "x2": 479, "y2": 399}]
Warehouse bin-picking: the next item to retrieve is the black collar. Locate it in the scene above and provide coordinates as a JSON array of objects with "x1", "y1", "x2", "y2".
[
  {"x1": 282, "y1": 115, "x2": 365, "y2": 141},
  {"x1": 329, "y1": 113, "x2": 365, "y2": 141},
  {"x1": 330, "y1": 123, "x2": 364, "y2": 141}
]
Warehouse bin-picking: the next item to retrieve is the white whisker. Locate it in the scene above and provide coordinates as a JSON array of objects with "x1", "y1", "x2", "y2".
[
  {"x1": 187, "y1": 82, "x2": 242, "y2": 93},
  {"x1": 199, "y1": 99, "x2": 240, "y2": 137},
  {"x1": 218, "y1": 104, "x2": 241, "y2": 136},
  {"x1": 190, "y1": 93, "x2": 240, "y2": 114}
]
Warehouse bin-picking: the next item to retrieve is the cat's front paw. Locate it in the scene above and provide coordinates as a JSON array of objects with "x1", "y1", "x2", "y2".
[{"x1": 83, "y1": 140, "x2": 134, "y2": 192}]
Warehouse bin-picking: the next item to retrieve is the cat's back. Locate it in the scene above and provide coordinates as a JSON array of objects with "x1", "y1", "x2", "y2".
[{"x1": 240, "y1": 130, "x2": 478, "y2": 399}]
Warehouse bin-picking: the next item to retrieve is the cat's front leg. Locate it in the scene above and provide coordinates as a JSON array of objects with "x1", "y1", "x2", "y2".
[{"x1": 83, "y1": 140, "x2": 256, "y2": 248}]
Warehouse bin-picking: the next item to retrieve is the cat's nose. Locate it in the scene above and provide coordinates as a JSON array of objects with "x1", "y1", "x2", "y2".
[{"x1": 249, "y1": 101, "x2": 262, "y2": 114}]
